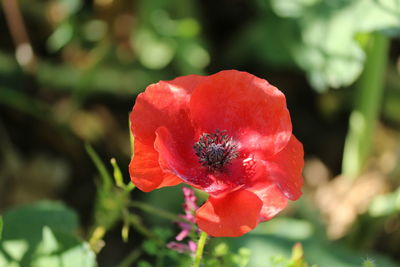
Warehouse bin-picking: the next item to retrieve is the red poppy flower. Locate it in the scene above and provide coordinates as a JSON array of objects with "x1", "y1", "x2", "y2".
[{"x1": 129, "y1": 70, "x2": 304, "y2": 237}]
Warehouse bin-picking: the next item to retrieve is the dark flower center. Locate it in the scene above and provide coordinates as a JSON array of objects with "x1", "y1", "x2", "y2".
[{"x1": 193, "y1": 130, "x2": 238, "y2": 171}]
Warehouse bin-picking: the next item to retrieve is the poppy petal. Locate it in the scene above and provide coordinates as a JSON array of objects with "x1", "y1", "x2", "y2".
[
  {"x1": 252, "y1": 183, "x2": 288, "y2": 222},
  {"x1": 190, "y1": 70, "x2": 292, "y2": 157},
  {"x1": 238, "y1": 158, "x2": 288, "y2": 222},
  {"x1": 129, "y1": 138, "x2": 181, "y2": 192},
  {"x1": 130, "y1": 75, "x2": 205, "y2": 145},
  {"x1": 264, "y1": 135, "x2": 304, "y2": 200},
  {"x1": 196, "y1": 189, "x2": 262, "y2": 237}
]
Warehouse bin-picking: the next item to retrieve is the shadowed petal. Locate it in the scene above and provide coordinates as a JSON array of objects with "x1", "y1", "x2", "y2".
[
  {"x1": 237, "y1": 157, "x2": 289, "y2": 222},
  {"x1": 264, "y1": 135, "x2": 304, "y2": 200},
  {"x1": 196, "y1": 189, "x2": 262, "y2": 237},
  {"x1": 129, "y1": 138, "x2": 181, "y2": 192},
  {"x1": 252, "y1": 183, "x2": 288, "y2": 222}
]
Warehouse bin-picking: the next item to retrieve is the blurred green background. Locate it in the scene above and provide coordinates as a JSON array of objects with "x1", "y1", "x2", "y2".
[{"x1": 0, "y1": 0, "x2": 400, "y2": 266}]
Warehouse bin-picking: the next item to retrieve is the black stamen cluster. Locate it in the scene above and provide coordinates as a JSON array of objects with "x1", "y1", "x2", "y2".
[{"x1": 193, "y1": 130, "x2": 238, "y2": 171}]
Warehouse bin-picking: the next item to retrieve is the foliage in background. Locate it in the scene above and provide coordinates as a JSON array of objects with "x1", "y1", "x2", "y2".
[
  {"x1": 342, "y1": 33, "x2": 390, "y2": 177},
  {"x1": 0, "y1": 202, "x2": 96, "y2": 267},
  {"x1": 85, "y1": 144, "x2": 134, "y2": 253},
  {"x1": 369, "y1": 187, "x2": 400, "y2": 217},
  {"x1": 231, "y1": 0, "x2": 400, "y2": 177},
  {"x1": 223, "y1": 211, "x2": 398, "y2": 267},
  {"x1": 231, "y1": 0, "x2": 400, "y2": 91},
  {"x1": 134, "y1": 0, "x2": 209, "y2": 73}
]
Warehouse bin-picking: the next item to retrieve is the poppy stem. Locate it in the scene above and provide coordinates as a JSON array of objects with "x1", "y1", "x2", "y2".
[
  {"x1": 128, "y1": 201, "x2": 183, "y2": 222},
  {"x1": 192, "y1": 231, "x2": 208, "y2": 267}
]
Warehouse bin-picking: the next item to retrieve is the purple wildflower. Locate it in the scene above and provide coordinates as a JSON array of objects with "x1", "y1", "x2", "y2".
[
  {"x1": 166, "y1": 241, "x2": 197, "y2": 254},
  {"x1": 167, "y1": 187, "x2": 199, "y2": 254}
]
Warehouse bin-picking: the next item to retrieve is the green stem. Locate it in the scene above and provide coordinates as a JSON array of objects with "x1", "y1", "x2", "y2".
[
  {"x1": 342, "y1": 33, "x2": 389, "y2": 179},
  {"x1": 192, "y1": 231, "x2": 208, "y2": 267},
  {"x1": 128, "y1": 201, "x2": 183, "y2": 222},
  {"x1": 118, "y1": 249, "x2": 141, "y2": 267},
  {"x1": 0, "y1": 216, "x2": 3, "y2": 240}
]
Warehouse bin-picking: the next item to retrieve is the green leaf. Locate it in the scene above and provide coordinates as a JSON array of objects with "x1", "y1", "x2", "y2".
[
  {"x1": 0, "y1": 201, "x2": 96, "y2": 267},
  {"x1": 133, "y1": 0, "x2": 209, "y2": 74},
  {"x1": 0, "y1": 216, "x2": 3, "y2": 240},
  {"x1": 31, "y1": 227, "x2": 96, "y2": 267},
  {"x1": 58, "y1": 0, "x2": 83, "y2": 17},
  {"x1": 369, "y1": 187, "x2": 400, "y2": 217},
  {"x1": 134, "y1": 29, "x2": 176, "y2": 70},
  {"x1": 110, "y1": 158, "x2": 125, "y2": 188},
  {"x1": 47, "y1": 21, "x2": 74, "y2": 52},
  {"x1": 110, "y1": 157, "x2": 134, "y2": 191},
  {"x1": 271, "y1": 0, "x2": 319, "y2": 18},
  {"x1": 143, "y1": 240, "x2": 158, "y2": 255},
  {"x1": 362, "y1": 258, "x2": 377, "y2": 267},
  {"x1": 2, "y1": 201, "x2": 77, "y2": 242},
  {"x1": 138, "y1": 261, "x2": 153, "y2": 267},
  {"x1": 233, "y1": 247, "x2": 251, "y2": 267}
]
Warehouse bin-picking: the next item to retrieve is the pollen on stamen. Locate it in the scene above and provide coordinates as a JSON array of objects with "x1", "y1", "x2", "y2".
[{"x1": 193, "y1": 130, "x2": 239, "y2": 171}]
